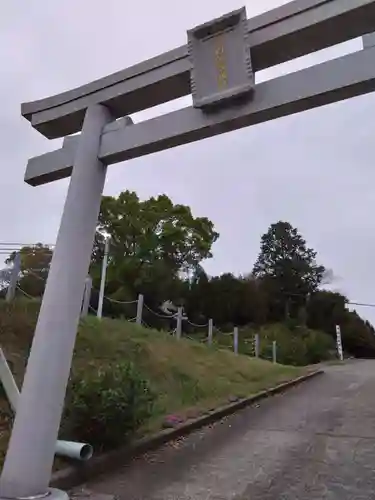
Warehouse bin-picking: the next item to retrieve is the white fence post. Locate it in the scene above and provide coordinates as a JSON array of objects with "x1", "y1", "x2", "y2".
[
  {"x1": 80, "y1": 275, "x2": 92, "y2": 318},
  {"x1": 97, "y1": 237, "x2": 110, "y2": 319},
  {"x1": 6, "y1": 253, "x2": 21, "y2": 303},
  {"x1": 176, "y1": 307, "x2": 183, "y2": 340},
  {"x1": 208, "y1": 319, "x2": 213, "y2": 346},
  {"x1": 254, "y1": 333, "x2": 260, "y2": 358},
  {"x1": 234, "y1": 327, "x2": 239, "y2": 355},
  {"x1": 272, "y1": 341, "x2": 277, "y2": 363},
  {"x1": 335, "y1": 325, "x2": 344, "y2": 361},
  {"x1": 136, "y1": 294, "x2": 144, "y2": 325}
]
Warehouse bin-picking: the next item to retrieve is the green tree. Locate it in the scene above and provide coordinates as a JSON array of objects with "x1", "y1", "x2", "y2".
[
  {"x1": 341, "y1": 310, "x2": 375, "y2": 358},
  {"x1": 185, "y1": 273, "x2": 269, "y2": 329},
  {"x1": 252, "y1": 221, "x2": 325, "y2": 320},
  {"x1": 304, "y1": 290, "x2": 375, "y2": 359},
  {"x1": 307, "y1": 290, "x2": 348, "y2": 333},
  {"x1": 91, "y1": 191, "x2": 219, "y2": 306},
  {"x1": 6, "y1": 244, "x2": 53, "y2": 297}
]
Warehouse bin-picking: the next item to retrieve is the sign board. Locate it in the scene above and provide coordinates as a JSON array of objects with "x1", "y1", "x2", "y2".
[
  {"x1": 187, "y1": 7, "x2": 254, "y2": 109},
  {"x1": 335, "y1": 325, "x2": 344, "y2": 361}
]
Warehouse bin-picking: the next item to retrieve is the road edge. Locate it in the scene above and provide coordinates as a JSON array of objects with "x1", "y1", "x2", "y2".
[{"x1": 51, "y1": 369, "x2": 323, "y2": 490}]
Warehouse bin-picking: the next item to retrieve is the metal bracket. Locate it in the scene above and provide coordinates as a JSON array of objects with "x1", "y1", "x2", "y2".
[{"x1": 363, "y1": 32, "x2": 375, "y2": 48}]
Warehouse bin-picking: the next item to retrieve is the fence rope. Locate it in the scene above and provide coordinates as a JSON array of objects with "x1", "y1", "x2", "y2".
[
  {"x1": 7, "y1": 269, "x2": 266, "y2": 356},
  {"x1": 26, "y1": 270, "x2": 47, "y2": 281},
  {"x1": 186, "y1": 318, "x2": 209, "y2": 328},
  {"x1": 15, "y1": 286, "x2": 35, "y2": 300},
  {"x1": 6, "y1": 286, "x2": 271, "y2": 358},
  {"x1": 102, "y1": 295, "x2": 138, "y2": 305}
]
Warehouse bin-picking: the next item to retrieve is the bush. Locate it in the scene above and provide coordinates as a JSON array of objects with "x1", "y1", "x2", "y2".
[
  {"x1": 240, "y1": 324, "x2": 335, "y2": 366},
  {"x1": 0, "y1": 299, "x2": 39, "y2": 352},
  {"x1": 63, "y1": 361, "x2": 155, "y2": 451},
  {"x1": 303, "y1": 329, "x2": 334, "y2": 364}
]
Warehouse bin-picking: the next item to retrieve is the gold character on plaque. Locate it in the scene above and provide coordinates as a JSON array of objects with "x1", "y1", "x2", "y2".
[{"x1": 214, "y1": 38, "x2": 228, "y2": 89}]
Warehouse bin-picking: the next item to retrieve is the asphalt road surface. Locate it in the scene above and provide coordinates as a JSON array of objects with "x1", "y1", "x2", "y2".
[{"x1": 81, "y1": 360, "x2": 375, "y2": 499}]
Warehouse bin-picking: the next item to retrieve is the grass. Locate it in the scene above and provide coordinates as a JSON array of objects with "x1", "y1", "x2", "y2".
[
  {"x1": 71, "y1": 316, "x2": 306, "y2": 434},
  {"x1": 0, "y1": 299, "x2": 308, "y2": 466}
]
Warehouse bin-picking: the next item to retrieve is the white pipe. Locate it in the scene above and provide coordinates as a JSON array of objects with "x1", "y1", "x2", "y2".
[
  {"x1": 55, "y1": 441, "x2": 93, "y2": 461},
  {"x1": 0, "y1": 349, "x2": 93, "y2": 461},
  {"x1": 0, "y1": 349, "x2": 18, "y2": 412},
  {"x1": 97, "y1": 236, "x2": 110, "y2": 319}
]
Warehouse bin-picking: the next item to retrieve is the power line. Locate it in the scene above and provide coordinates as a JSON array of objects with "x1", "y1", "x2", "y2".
[
  {"x1": 348, "y1": 301, "x2": 375, "y2": 308},
  {"x1": 278, "y1": 290, "x2": 375, "y2": 309},
  {"x1": 0, "y1": 247, "x2": 55, "y2": 259},
  {"x1": 0, "y1": 243, "x2": 55, "y2": 248},
  {"x1": 1, "y1": 249, "x2": 375, "y2": 309}
]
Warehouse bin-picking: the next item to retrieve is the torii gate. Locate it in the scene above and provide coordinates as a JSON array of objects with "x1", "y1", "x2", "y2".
[{"x1": 1, "y1": 1, "x2": 375, "y2": 499}]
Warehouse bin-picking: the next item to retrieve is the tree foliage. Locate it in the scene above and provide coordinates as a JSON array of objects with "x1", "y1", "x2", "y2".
[
  {"x1": 5, "y1": 244, "x2": 52, "y2": 297},
  {"x1": 90, "y1": 191, "x2": 219, "y2": 307},
  {"x1": 253, "y1": 221, "x2": 325, "y2": 292},
  {"x1": 93, "y1": 191, "x2": 218, "y2": 270},
  {"x1": 2, "y1": 196, "x2": 375, "y2": 360},
  {"x1": 252, "y1": 221, "x2": 326, "y2": 320}
]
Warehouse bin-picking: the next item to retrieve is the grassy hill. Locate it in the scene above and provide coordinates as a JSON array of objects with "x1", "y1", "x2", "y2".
[{"x1": 0, "y1": 300, "x2": 311, "y2": 465}]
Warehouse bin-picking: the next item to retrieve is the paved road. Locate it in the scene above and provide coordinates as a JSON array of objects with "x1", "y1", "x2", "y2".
[{"x1": 81, "y1": 360, "x2": 375, "y2": 499}]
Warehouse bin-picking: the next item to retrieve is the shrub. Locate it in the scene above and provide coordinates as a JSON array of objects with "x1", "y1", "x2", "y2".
[
  {"x1": 0, "y1": 299, "x2": 39, "y2": 352},
  {"x1": 63, "y1": 361, "x2": 155, "y2": 451},
  {"x1": 239, "y1": 323, "x2": 335, "y2": 366},
  {"x1": 304, "y1": 329, "x2": 334, "y2": 364}
]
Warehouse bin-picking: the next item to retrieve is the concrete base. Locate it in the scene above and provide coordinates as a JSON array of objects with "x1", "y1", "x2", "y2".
[
  {"x1": 0, "y1": 488, "x2": 69, "y2": 500},
  {"x1": 0, "y1": 487, "x2": 114, "y2": 500},
  {"x1": 70, "y1": 488, "x2": 115, "y2": 500},
  {"x1": 47, "y1": 489, "x2": 69, "y2": 500}
]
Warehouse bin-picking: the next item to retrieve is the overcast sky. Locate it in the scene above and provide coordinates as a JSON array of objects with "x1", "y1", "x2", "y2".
[{"x1": 2, "y1": 1, "x2": 375, "y2": 322}]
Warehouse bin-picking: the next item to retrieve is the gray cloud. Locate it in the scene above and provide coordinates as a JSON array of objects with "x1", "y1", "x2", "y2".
[{"x1": 1, "y1": 0, "x2": 375, "y2": 322}]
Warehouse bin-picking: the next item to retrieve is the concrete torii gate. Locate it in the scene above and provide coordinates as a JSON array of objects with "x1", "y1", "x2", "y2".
[{"x1": 1, "y1": 1, "x2": 375, "y2": 499}]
